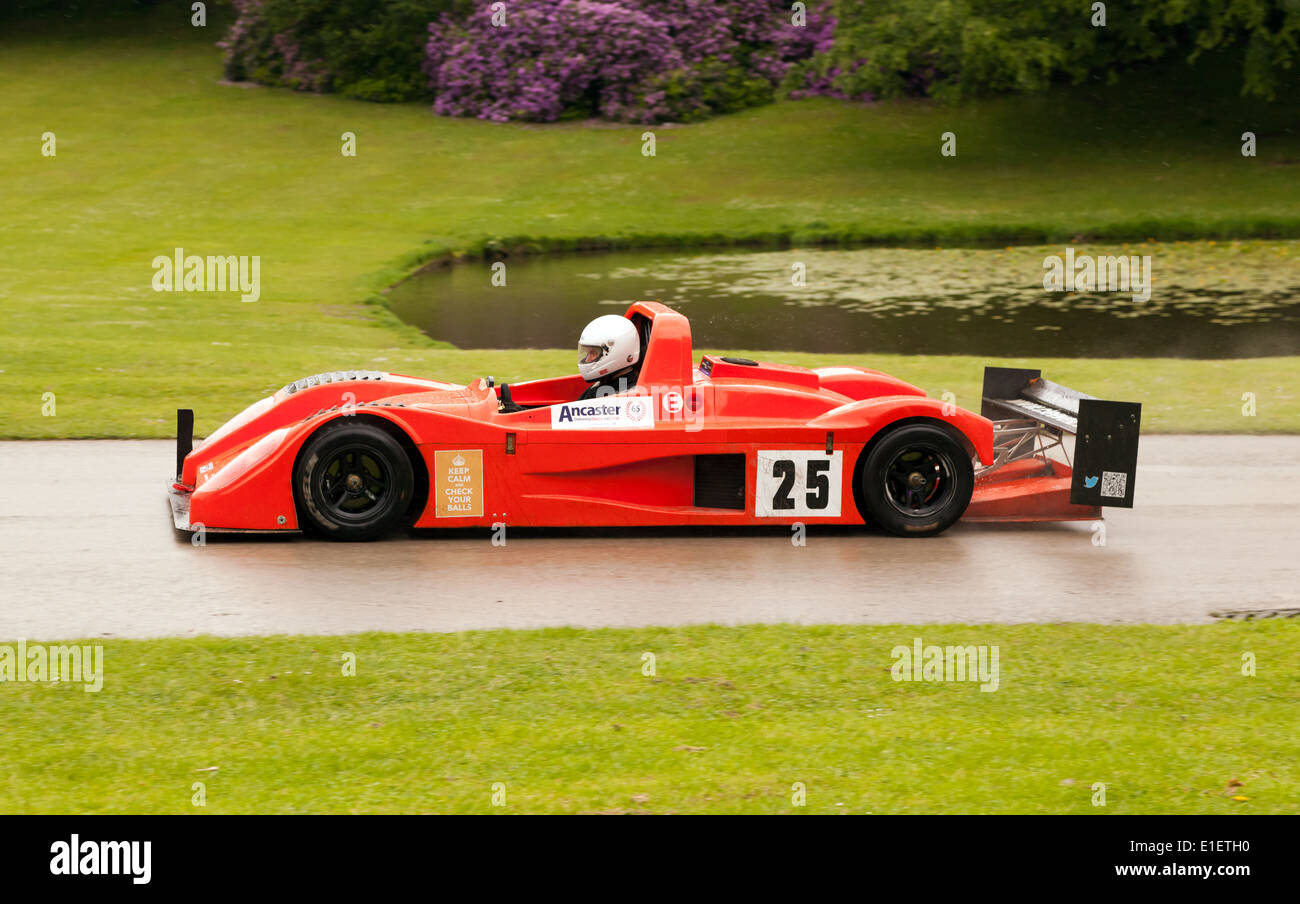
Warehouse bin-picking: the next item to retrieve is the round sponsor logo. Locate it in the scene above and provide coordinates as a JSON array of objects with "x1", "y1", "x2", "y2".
[
  {"x1": 663, "y1": 391, "x2": 684, "y2": 414},
  {"x1": 626, "y1": 400, "x2": 646, "y2": 421}
]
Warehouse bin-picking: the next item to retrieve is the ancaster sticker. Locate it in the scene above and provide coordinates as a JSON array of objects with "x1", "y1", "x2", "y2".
[
  {"x1": 755, "y1": 450, "x2": 843, "y2": 517},
  {"x1": 550, "y1": 397, "x2": 655, "y2": 430},
  {"x1": 434, "y1": 449, "x2": 483, "y2": 518}
]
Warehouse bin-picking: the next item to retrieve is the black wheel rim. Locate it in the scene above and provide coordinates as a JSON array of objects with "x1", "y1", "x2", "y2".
[
  {"x1": 882, "y1": 443, "x2": 957, "y2": 518},
  {"x1": 315, "y1": 443, "x2": 392, "y2": 523}
]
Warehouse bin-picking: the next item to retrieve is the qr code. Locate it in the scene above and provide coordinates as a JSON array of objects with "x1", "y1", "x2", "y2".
[{"x1": 1100, "y1": 470, "x2": 1128, "y2": 499}]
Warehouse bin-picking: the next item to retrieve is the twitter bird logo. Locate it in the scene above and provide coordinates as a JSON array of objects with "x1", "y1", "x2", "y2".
[{"x1": 1084, "y1": 476, "x2": 1099, "y2": 488}]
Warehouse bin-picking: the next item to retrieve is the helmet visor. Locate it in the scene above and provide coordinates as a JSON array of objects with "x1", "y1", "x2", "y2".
[{"x1": 579, "y1": 344, "x2": 605, "y2": 366}]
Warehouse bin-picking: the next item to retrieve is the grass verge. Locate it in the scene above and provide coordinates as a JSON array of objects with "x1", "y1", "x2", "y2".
[
  {"x1": 2, "y1": 347, "x2": 1295, "y2": 438},
  {"x1": 1, "y1": 622, "x2": 1294, "y2": 814}
]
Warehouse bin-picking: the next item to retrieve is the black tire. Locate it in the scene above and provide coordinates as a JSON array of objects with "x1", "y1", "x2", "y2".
[
  {"x1": 294, "y1": 421, "x2": 415, "y2": 541},
  {"x1": 858, "y1": 422, "x2": 974, "y2": 537}
]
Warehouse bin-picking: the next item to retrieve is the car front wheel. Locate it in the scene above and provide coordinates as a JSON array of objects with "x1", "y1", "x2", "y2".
[{"x1": 294, "y1": 421, "x2": 415, "y2": 541}]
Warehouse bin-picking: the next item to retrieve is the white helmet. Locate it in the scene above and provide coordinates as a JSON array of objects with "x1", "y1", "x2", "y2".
[{"x1": 578, "y1": 314, "x2": 640, "y2": 382}]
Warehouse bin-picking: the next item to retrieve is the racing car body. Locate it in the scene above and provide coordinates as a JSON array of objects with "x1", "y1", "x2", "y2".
[{"x1": 169, "y1": 302, "x2": 1140, "y2": 540}]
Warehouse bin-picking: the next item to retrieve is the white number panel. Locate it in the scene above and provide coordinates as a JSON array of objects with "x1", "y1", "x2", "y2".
[{"x1": 755, "y1": 450, "x2": 843, "y2": 517}]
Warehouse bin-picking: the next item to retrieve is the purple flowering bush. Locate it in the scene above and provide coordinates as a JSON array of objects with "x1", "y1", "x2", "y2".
[
  {"x1": 424, "y1": 0, "x2": 844, "y2": 123},
  {"x1": 219, "y1": 0, "x2": 848, "y2": 120},
  {"x1": 425, "y1": 2, "x2": 682, "y2": 122}
]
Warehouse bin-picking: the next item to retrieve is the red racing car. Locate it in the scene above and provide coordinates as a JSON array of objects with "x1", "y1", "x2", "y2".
[{"x1": 169, "y1": 301, "x2": 1140, "y2": 540}]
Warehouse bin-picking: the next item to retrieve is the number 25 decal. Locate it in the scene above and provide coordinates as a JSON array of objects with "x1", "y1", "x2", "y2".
[
  {"x1": 756, "y1": 451, "x2": 843, "y2": 517},
  {"x1": 770, "y1": 459, "x2": 831, "y2": 510}
]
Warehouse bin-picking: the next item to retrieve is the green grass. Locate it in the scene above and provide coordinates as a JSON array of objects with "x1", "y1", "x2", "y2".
[
  {"x1": 2, "y1": 14, "x2": 1299, "y2": 437},
  {"x1": 1, "y1": 622, "x2": 1295, "y2": 814}
]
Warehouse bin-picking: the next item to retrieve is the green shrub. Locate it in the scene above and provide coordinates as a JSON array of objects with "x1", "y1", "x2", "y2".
[
  {"x1": 221, "y1": 0, "x2": 473, "y2": 101},
  {"x1": 646, "y1": 58, "x2": 779, "y2": 123}
]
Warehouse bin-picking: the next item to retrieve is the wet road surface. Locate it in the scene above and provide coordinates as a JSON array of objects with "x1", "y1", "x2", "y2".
[{"x1": 1, "y1": 437, "x2": 1296, "y2": 638}]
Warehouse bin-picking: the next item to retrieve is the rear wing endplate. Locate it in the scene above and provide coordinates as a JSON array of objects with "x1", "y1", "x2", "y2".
[
  {"x1": 981, "y1": 367, "x2": 1141, "y2": 508},
  {"x1": 176, "y1": 408, "x2": 194, "y2": 482}
]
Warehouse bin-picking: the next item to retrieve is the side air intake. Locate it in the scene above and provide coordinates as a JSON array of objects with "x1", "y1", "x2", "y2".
[{"x1": 694, "y1": 454, "x2": 746, "y2": 510}]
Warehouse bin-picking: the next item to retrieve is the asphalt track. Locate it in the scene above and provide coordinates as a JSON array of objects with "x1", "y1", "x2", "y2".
[{"x1": 1, "y1": 437, "x2": 1296, "y2": 639}]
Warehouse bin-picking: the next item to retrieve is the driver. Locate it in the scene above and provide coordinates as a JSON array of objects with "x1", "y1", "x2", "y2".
[{"x1": 577, "y1": 315, "x2": 641, "y2": 400}]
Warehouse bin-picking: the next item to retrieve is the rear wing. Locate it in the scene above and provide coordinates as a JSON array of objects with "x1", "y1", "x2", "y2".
[{"x1": 981, "y1": 367, "x2": 1140, "y2": 508}]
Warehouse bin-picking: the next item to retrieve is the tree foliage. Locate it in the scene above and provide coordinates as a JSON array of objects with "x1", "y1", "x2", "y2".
[{"x1": 828, "y1": 0, "x2": 1300, "y2": 102}]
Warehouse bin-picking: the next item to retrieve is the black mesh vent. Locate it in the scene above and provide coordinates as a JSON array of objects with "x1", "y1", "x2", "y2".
[{"x1": 694, "y1": 454, "x2": 746, "y2": 510}]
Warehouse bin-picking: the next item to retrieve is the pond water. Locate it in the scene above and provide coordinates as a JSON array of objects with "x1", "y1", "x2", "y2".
[{"x1": 385, "y1": 242, "x2": 1300, "y2": 358}]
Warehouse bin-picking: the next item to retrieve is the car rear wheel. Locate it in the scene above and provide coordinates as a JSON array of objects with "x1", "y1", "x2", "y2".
[
  {"x1": 858, "y1": 423, "x2": 973, "y2": 537},
  {"x1": 294, "y1": 421, "x2": 414, "y2": 541}
]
